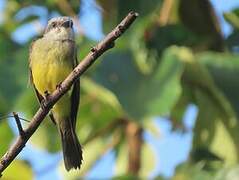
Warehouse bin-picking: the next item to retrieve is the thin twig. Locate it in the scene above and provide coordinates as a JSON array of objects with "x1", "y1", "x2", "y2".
[
  {"x1": 0, "y1": 11, "x2": 138, "y2": 175},
  {"x1": 12, "y1": 112, "x2": 25, "y2": 137},
  {"x1": 0, "y1": 115, "x2": 31, "y2": 123}
]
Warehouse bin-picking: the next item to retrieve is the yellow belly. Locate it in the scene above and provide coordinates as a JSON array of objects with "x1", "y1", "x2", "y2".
[
  {"x1": 30, "y1": 38, "x2": 75, "y2": 120},
  {"x1": 32, "y1": 63, "x2": 71, "y2": 94},
  {"x1": 32, "y1": 61, "x2": 73, "y2": 120}
]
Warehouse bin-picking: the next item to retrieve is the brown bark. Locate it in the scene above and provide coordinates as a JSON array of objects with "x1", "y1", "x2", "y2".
[{"x1": 126, "y1": 121, "x2": 143, "y2": 175}]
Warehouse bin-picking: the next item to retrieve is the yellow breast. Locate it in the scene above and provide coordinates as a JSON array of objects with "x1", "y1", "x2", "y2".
[
  {"x1": 31, "y1": 39, "x2": 73, "y2": 95},
  {"x1": 30, "y1": 38, "x2": 74, "y2": 119}
]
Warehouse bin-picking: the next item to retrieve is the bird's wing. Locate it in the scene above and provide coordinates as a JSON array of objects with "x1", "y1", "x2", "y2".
[
  {"x1": 29, "y1": 40, "x2": 44, "y2": 103},
  {"x1": 29, "y1": 39, "x2": 56, "y2": 124},
  {"x1": 70, "y1": 43, "x2": 80, "y2": 128}
]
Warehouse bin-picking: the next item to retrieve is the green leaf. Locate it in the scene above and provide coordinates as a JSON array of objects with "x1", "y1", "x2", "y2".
[
  {"x1": 0, "y1": 93, "x2": 8, "y2": 114},
  {"x1": 2, "y1": 160, "x2": 33, "y2": 180},
  {"x1": 170, "y1": 86, "x2": 192, "y2": 130},
  {"x1": 198, "y1": 52, "x2": 239, "y2": 117},
  {"x1": 175, "y1": 50, "x2": 239, "y2": 165},
  {"x1": 77, "y1": 77, "x2": 122, "y2": 141},
  {"x1": 215, "y1": 165, "x2": 239, "y2": 180},
  {"x1": 15, "y1": 88, "x2": 38, "y2": 118},
  {"x1": 0, "y1": 121, "x2": 14, "y2": 157},
  {"x1": 224, "y1": 10, "x2": 239, "y2": 30},
  {"x1": 193, "y1": 89, "x2": 239, "y2": 165},
  {"x1": 179, "y1": 0, "x2": 223, "y2": 51},
  {"x1": 226, "y1": 30, "x2": 239, "y2": 50},
  {"x1": 172, "y1": 162, "x2": 213, "y2": 180},
  {"x1": 0, "y1": 37, "x2": 26, "y2": 112},
  {"x1": 114, "y1": 142, "x2": 127, "y2": 176},
  {"x1": 139, "y1": 143, "x2": 156, "y2": 177},
  {"x1": 142, "y1": 119, "x2": 161, "y2": 138},
  {"x1": 93, "y1": 47, "x2": 185, "y2": 120},
  {"x1": 97, "y1": 0, "x2": 160, "y2": 31}
]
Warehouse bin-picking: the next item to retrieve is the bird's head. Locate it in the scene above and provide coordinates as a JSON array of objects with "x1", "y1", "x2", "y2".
[{"x1": 44, "y1": 17, "x2": 74, "y2": 40}]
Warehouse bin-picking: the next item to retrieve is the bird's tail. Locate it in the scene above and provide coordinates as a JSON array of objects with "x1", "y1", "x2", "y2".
[{"x1": 58, "y1": 118, "x2": 82, "y2": 171}]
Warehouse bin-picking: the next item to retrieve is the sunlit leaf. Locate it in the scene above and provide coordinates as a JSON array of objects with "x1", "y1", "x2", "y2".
[
  {"x1": 139, "y1": 143, "x2": 156, "y2": 177},
  {"x1": 172, "y1": 162, "x2": 213, "y2": 180},
  {"x1": 2, "y1": 160, "x2": 33, "y2": 180},
  {"x1": 193, "y1": 89, "x2": 239, "y2": 165},
  {"x1": 224, "y1": 9, "x2": 239, "y2": 30},
  {"x1": 215, "y1": 165, "x2": 239, "y2": 180}
]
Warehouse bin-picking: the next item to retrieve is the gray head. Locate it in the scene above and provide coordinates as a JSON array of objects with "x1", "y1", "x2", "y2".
[{"x1": 44, "y1": 17, "x2": 74, "y2": 39}]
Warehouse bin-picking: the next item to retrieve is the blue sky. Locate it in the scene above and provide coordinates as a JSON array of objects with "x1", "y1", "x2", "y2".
[{"x1": 1, "y1": 0, "x2": 239, "y2": 179}]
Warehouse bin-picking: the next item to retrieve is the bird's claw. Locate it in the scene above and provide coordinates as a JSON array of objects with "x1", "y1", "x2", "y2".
[
  {"x1": 44, "y1": 90, "x2": 50, "y2": 98},
  {"x1": 40, "y1": 90, "x2": 50, "y2": 110},
  {"x1": 40, "y1": 99, "x2": 47, "y2": 110},
  {"x1": 56, "y1": 82, "x2": 63, "y2": 92}
]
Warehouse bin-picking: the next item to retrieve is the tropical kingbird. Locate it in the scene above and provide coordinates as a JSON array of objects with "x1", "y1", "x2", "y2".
[{"x1": 29, "y1": 17, "x2": 82, "y2": 171}]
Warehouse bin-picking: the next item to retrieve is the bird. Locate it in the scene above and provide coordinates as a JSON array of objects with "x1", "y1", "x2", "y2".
[{"x1": 29, "y1": 16, "x2": 82, "y2": 171}]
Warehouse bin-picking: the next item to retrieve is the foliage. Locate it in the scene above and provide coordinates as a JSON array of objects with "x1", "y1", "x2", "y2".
[{"x1": 0, "y1": 0, "x2": 239, "y2": 179}]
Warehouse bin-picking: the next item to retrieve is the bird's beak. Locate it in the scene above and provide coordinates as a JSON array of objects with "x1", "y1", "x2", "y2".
[{"x1": 62, "y1": 20, "x2": 73, "y2": 28}]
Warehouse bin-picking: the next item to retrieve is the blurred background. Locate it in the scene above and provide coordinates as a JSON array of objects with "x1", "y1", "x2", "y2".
[{"x1": 1, "y1": 0, "x2": 239, "y2": 179}]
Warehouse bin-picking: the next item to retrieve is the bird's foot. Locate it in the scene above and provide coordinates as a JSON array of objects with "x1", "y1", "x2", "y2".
[
  {"x1": 56, "y1": 82, "x2": 63, "y2": 92},
  {"x1": 44, "y1": 90, "x2": 50, "y2": 99},
  {"x1": 40, "y1": 90, "x2": 50, "y2": 110},
  {"x1": 40, "y1": 99, "x2": 47, "y2": 110}
]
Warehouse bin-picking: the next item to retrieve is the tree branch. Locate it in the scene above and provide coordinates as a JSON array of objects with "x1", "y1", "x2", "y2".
[
  {"x1": 12, "y1": 112, "x2": 25, "y2": 137},
  {"x1": 126, "y1": 121, "x2": 143, "y2": 175},
  {"x1": 0, "y1": 11, "x2": 138, "y2": 175}
]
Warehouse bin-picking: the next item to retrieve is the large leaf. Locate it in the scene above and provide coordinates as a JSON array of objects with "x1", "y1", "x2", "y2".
[
  {"x1": 166, "y1": 48, "x2": 239, "y2": 165},
  {"x1": 198, "y1": 52, "x2": 239, "y2": 117},
  {"x1": 193, "y1": 89, "x2": 239, "y2": 165},
  {"x1": 93, "y1": 47, "x2": 185, "y2": 120}
]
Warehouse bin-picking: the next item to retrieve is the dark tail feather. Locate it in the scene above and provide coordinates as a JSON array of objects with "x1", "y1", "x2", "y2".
[{"x1": 59, "y1": 119, "x2": 83, "y2": 171}]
